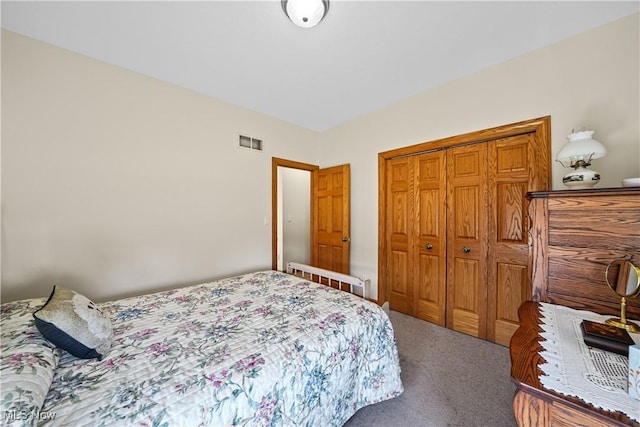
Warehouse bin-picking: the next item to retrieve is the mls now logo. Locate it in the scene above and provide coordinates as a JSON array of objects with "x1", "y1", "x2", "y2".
[{"x1": 3, "y1": 410, "x2": 56, "y2": 422}]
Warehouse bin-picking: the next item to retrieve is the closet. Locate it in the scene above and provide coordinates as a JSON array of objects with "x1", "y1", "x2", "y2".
[{"x1": 378, "y1": 117, "x2": 551, "y2": 345}]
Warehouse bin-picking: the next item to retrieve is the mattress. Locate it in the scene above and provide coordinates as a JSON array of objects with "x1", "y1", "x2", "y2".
[{"x1": 1, "y1": 270, "x2": 403, "y2": 426}]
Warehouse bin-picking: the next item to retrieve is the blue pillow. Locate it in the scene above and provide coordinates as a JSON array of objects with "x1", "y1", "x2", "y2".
[{"x1": 33, "y1": 286, "x2": 113, "y2": 360}]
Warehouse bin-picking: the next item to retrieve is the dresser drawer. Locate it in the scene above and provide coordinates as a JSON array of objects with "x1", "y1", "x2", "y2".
[{"x1": 528, "y1": 188, "x2": 640, "y2": 318}]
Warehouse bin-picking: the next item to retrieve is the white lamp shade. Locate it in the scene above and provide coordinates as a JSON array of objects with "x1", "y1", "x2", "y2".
[
  {"x1": 283, "y1": 0, "x2": 328, "y2": 28},
  {"x1": 556, "y1": 130, "x2": 607, "y2": 165}
]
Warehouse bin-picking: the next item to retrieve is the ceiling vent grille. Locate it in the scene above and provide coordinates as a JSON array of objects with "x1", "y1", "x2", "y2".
[{"x1": 239, "y1": 135, "x2": 264, "y2": 152}]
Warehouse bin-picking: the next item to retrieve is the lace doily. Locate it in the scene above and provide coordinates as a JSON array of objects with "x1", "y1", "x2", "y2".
[{"x1": 538, "y1": 303, "x2": 640, "y2": 422}]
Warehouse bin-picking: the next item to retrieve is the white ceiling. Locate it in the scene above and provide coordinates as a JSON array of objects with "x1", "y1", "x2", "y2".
[{"x1": 2, "y1": 1, "x2": 638, "y2": 131}]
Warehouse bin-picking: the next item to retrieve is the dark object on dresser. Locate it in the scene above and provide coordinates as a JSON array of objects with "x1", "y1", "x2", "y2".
[{"x1": 580, "y1": 319, "x2": 635, "y2": 356}]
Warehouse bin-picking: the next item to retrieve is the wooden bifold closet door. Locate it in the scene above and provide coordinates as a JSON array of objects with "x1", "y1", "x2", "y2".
[
  {"x1": 386, "y1": 151, "x2": 447, "y2": 325},
  {"x1": 380, "y1": 117, "x2": 550, "y2": 346},
  {"x1": 446, "y1": 143, "x2": 488, "y2": 338},
  {"x1": 487, "y1": 134, "x2": 535, "y2": 344}
]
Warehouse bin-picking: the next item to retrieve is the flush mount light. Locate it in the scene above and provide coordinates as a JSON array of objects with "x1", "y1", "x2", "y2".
[{"x1": 282, "y1": 0, "x2": 329, "y2": 28}]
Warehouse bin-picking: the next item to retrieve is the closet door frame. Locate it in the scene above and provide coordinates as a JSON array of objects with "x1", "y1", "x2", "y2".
[{"x1": 377, "y1": 116, "x2": 551, "y2": 307}]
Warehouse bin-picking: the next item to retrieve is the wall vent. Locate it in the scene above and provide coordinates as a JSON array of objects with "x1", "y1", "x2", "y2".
[{"x1": 239, "y1": 135, "x2": 264, "y2": 152}]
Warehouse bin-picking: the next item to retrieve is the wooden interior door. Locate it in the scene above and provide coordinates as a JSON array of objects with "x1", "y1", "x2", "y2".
[
  {"x1": 487, "y1": 134, "x2": 541, "y2": 346},
  {"x1": 385, "y1": 157, "x2": 414, "y2": 314},
  {"x1": 446, "y1": 143, "x2": 488, "y2": 338},
  {"x1": 414, "y1": 151, "x2": 447, "y2": 325},
  {"x1": 312, "y1": 164, "x2": 350, "y2": 274}
]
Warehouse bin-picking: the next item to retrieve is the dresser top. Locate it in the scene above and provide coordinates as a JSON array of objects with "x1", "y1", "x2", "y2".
[
  {"x1": 527, "y1": 187, "x2": 640, "y2": 199},
  {"x1": 510, "y1": 301, "x2": 639, "y2": 426}
]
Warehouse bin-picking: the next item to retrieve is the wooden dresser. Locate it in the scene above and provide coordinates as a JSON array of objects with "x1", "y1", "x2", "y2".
[
  {"x1": 527, "y1": 187, "x2": 640, "y2": 317},
  {"x1": 510, "y1": 187, "x2": 640, "y2": 426}
]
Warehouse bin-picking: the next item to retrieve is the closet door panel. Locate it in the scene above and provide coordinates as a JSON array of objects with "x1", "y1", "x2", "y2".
[
  {"x1": 451, "y1": 258, "x2": 481, "y2": 334},
  {"x1": 496, "y1": 182, "x2": 527, "y2": 243},
  {"x1": 414, "y1": 152, "x2": 446, "y2": 325},
  {"x1": 494, "y1": 263, "x2": 528, "y2": 345},
  {"x1": 387, "y1": 158, "x2": 413, "y2": 314},
  {"x1": 446, "y1": 144, "x2": 488, "y2": 339},
  {"x1": 453, "y1": 187, "x2": 480, "y2": 239},
  {"x1": 488, "y1": 135, "x2": 535, "y2": 345}
]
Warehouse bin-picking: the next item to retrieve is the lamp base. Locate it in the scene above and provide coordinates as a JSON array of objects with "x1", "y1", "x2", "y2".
[
  {"x1": 605, "y1": 317, "x2": 640, "y2": 333},
  {"x1": 562, "y1": 165, "x2": 601, "y2": 189}
]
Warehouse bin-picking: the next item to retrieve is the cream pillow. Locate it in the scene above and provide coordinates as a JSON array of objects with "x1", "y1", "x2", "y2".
[{"x1": 33, "y1": 286, "x2": 113, "y2": 359}]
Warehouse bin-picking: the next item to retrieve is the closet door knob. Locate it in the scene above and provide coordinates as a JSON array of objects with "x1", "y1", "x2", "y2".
[
  {"x1": 462, "y1": 246, "x2": 471, "y2": 253},
  {"x1": 425, "y1": 243, "x2": 433, "y2": 250}
]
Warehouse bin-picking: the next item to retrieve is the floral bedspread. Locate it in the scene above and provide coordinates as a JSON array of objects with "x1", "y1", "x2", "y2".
[{"x1": 1, "y1": 271, "x2": 403, "y2": 426}]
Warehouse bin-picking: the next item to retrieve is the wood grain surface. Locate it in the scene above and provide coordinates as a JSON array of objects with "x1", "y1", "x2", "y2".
[{"x1": 510, "y1": 301, "x2": 638, "y2": 427}]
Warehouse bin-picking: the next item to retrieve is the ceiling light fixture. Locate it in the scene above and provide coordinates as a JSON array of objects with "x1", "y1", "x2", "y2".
[{"x1": 282, "y1": 0, "x2": 329, "y2": 28}]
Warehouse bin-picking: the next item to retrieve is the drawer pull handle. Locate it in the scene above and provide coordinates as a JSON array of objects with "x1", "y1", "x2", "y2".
[{"x1": 462, "y1": 246, "x2": 471, "y2": 254}]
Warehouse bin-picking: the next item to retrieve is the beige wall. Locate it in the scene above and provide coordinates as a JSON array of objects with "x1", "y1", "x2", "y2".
[
  {"x1": 2, "y1": 13, "x2": 638, "y2": 303},
  {"x1": 320, "y1": 13, "x2": 639, "y2": 299},
  {"x1": 1, "y1": 30, "x2": 320, "y2": 303}
]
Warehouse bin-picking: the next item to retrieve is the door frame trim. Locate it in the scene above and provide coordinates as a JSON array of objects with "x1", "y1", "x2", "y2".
[
  {"x1": 377, "y1": 116, "x2": 551, "y2": 305},
  {"x1": 272, "y1": 157, "x2": 319, "y2": 270}
]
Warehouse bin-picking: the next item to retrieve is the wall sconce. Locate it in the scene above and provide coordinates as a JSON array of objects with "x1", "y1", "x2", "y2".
[
  {"x1": 556, "y1": 130, "x2": 607, "y2": 189},
  {"x1": 282, "y1": 0, "x2": 329, "y2": 28}
]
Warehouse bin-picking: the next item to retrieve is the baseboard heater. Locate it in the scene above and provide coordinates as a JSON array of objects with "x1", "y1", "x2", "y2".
[{"x1": 286, "y1": 262, "x2": 368, "y2": 299}]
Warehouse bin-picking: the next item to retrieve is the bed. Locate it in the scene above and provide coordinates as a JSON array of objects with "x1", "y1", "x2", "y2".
[{"x1": 1, "y1": 267, "x2": 403, "y2": 426}]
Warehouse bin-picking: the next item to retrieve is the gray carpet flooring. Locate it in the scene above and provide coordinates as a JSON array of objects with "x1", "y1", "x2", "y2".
[{"x1": 344, "y1": 310, "x2": 518, "y2": 427}]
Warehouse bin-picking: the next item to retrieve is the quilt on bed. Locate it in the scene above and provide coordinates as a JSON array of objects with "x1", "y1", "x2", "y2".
[{"x1": 1, "y1": 270, "x2": 403, "y2": 426}]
